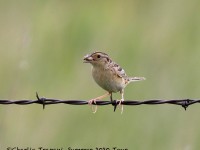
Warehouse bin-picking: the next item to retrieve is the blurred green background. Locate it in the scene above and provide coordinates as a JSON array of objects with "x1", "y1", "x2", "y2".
[{"x1": 0, "y1": 0, "x2": 200, "y2": 150}]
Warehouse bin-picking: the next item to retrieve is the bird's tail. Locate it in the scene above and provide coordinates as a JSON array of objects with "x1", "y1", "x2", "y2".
[{"x1": 128, "y1": 77, "x2": 146, "y2": 82}]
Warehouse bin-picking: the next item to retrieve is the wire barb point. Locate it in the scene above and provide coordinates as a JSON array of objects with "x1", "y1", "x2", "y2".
[
  {"x1": 36, "y1": 92, "x2": 46, "y2": 110},
  {"x1": 112, "y1": 100, "x2": 118, "y2": 112},
  {"x1": 181, "y1": 99, "x2": 190, "y2": 111}
]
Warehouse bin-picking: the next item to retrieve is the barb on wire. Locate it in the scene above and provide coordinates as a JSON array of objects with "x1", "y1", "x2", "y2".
[{"x1": 0, "y1": 92, "x2": 199, "y2": 111}]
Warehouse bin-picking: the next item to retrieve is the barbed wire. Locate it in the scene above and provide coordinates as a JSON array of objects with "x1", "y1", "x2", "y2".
[{"x1": 0, "y1": 92, "x2": 199, "y2": 111}]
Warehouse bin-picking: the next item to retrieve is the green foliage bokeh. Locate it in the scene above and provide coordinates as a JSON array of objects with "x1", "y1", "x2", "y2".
[{"x1": 0, "y1": 1, "x2": 200, "y2": 149}]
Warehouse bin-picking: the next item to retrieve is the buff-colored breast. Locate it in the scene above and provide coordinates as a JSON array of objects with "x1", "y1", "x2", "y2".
[{"x1": 92, "y1": 66, "x2": 126, "y2": 93}]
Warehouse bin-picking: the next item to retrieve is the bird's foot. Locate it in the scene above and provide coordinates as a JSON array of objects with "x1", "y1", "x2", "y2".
[
  {"x1": 88, "y1": 99, "x2": 98, "y2": 113},
  {"x1": 116, "y1": 99, "x2": 124, "y2": 114}
]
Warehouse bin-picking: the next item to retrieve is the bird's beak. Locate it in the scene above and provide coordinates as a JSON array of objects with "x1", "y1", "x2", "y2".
[{"x1": 83, "y1": 54, "x2": 93, "y2": 63}]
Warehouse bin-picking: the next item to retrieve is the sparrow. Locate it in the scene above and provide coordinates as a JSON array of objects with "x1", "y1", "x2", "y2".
[{"x1": 83, "y1": 51, "x2": 145, "y2": 113}]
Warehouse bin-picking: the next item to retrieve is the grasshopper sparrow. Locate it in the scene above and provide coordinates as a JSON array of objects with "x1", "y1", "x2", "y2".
[{"x1": 83, "y1": 51, "x2": 145, "y2": 113}]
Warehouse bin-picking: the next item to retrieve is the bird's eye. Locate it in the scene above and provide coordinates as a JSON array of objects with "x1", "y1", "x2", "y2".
[{"x1": 97, "y1": 55, "x2": 101, "y2": 58}]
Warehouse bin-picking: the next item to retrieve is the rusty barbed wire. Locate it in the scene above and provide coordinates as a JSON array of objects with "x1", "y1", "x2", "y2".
[{"x1": 0, "y1": 92, "x2": 199, "y2": 111}]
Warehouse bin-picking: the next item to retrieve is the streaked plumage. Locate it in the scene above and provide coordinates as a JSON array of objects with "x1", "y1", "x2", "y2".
[{"x1": 84, "y1": 51, "x2": 145, "y2": 113}]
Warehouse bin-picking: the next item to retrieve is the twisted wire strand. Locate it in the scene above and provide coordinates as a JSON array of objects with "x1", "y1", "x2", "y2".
[{"x1": 0, "y1": 93, "x2": 199, "y2": 111}]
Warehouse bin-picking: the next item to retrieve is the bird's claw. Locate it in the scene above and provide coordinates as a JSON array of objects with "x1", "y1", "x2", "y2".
[
  {"x1": 88, "y1": 99, "x2": 97, "y2": 105},
  {"x1": 116, "y1": 99, "x2": 124, "y2": 114},
  {"x1": 88, "y1": 99, "x2": 98, "y2": 113}
]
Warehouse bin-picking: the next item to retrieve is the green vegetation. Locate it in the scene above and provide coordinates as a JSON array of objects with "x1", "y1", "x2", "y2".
[{"x1": 0, "y1": 1, "x2": 200, "y2": 149}]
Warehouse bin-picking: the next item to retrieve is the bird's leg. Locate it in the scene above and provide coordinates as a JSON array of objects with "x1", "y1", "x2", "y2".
[
  {"x1": 88, "y1": 92, "x2": 111, "y2": 113},
  {"x1": 88, "y1": 92, "x2": 111, "y2": 104},
  {"x1": 110, "y1": 93, "x2": 113, "y2": 102},
  {"x1": 117, "y1": 89, "x2": 124, "y2": 114}
]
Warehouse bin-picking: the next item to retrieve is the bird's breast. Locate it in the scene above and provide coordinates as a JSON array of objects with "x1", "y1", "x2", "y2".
[{"x1": 92, "y1": 66, "x2": 125, "y2": 93}]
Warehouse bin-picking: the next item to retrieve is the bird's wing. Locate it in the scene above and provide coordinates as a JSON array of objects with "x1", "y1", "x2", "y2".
[{"x1": 111, "y1": 62, "x2": 127, "y2": 78}]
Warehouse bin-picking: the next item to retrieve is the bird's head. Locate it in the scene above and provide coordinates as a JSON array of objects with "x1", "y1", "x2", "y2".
[{"x1": 83, "y1": 51, "x2": 111, "y2": 67}]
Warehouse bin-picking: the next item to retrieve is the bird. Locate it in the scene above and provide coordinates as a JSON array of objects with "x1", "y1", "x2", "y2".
[{"x1": 83, "y1": 51, "x2": 145, "y2": 113}]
